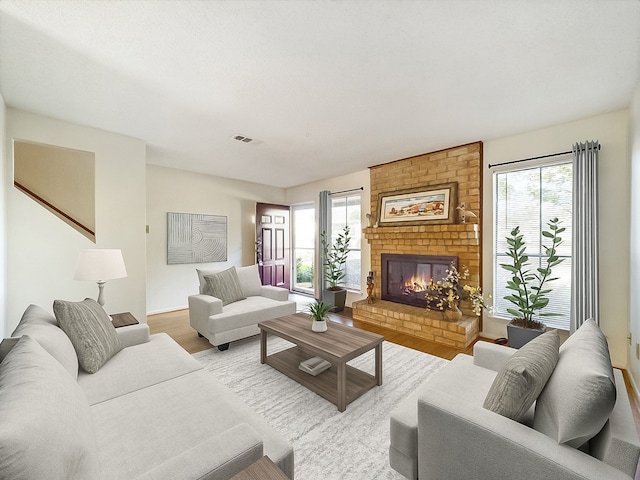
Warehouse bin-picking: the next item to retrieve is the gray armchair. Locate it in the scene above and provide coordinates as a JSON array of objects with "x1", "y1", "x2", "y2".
[{"x1": 390, "y1": 337, "x2": 640, "y2": 480}]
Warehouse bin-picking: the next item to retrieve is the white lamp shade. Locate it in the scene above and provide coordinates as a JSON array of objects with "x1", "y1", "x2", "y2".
[{"x1": 73, "y1": 249, "x2": 127, "y2": 281}]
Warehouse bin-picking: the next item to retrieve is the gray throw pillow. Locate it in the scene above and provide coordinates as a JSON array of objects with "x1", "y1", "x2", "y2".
[
  {"x1": 483, "y1": 329, "x2": 559, "y2": 421},
  {"x1": 0, "y1": 335, "x2": 99, "y2": 480},
  {"x1": 53, "y1": 298, "x2": 123, "y2": 374},
  {"x1": 204, "y1": 266, "x2": 247, "y2": 306},
  {"x1": 533, "y1": 319, "x2": 616, "y2": 447},
  {"x1": 196, "y1": 268, "x2": 217, "y2": 294}
]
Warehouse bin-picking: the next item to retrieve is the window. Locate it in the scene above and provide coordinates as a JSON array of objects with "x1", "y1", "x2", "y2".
[
  {"x1": 292, "y1": 203, "x2": 315, "y2": 295},
  {"x1": 494, "y1": 162, "x2": 573, "y2": 330},
  {"x1": 331, "y1": 194, "x2": 361, "y2": 291}
]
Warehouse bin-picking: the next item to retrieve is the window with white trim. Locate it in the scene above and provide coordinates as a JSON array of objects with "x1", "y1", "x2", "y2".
[
  {"x1": 331, "y1": 194, "x2": 361, "y2": 291},
  {"x1": 494, "y1": 161, "x2": 573, "y2": 330}
]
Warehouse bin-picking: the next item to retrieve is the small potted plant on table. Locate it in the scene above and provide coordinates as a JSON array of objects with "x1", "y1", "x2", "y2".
[
  {"x1": 306, "y1": 300, "x2": 334, "y2": 332},
  {"x1": 500, "y1": 217, "x2": 565, "y2": 348}
]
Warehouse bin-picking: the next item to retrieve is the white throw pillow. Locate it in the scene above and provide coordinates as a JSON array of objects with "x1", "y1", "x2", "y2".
[
  {"x1": 483, "y1": 329, "x2": 559, "y2": 421},
  {"x1": 533, "y1": 319, "x2": 616, "y2": 447},
  {"x1": 236, "y1": 264, "x2": 264, "y2": 297},
  {"x1": 0, "y1": 335, "x2": 99, "y2": 480},
  {"x1": 11, "y1": 304, "x2": 79, "y2": 379}
]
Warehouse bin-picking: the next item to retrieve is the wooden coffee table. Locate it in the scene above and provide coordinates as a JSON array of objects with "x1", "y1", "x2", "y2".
[
  {"x1": 230, "y1": 456, "x2": 287, "y2": 480},
  {"x1": 259, "y1": 313, "x2": 384, "y2": 412}
]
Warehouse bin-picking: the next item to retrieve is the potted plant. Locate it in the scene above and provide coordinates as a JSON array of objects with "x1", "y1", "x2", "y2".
[
  {"x1": 306, "y1": 300, "x2": 334, "y2": 332},
  {"x1": 500, "y1": 217, "x2": 565, "y2": 348},
  {"x1": 320, "y1": 225, "x2": 351, "y2": 312}
]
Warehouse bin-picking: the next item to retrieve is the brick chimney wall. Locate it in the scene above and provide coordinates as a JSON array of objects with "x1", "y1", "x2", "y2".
[{"x1": 353, "y1": 142, "x2": 483, "y2": 348}]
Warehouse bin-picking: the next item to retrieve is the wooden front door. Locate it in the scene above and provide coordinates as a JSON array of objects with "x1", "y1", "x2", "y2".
[{"x1": 256, "y1": 203, "x2": 290, "y2": 289}]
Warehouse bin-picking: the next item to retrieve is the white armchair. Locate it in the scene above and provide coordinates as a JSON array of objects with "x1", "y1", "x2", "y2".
[
  {"x1": 188, "y1": 264, "x2": 296, "y2": 350},
  {"x1": 390, "y1": 332, "x2": 640, "y2": 480}
]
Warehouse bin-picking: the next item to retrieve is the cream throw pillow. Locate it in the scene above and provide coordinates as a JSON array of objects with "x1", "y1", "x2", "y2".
[
  {"x1": 11, "y1": 304, "x2": 79, "y2": 379},
  {"x1": 235, "y1": 264, "x2": 263, "y2": 297},
  {"x1": 53, "y1": 298, "x2": 123, "y2": 374},
  {"x1": 483, "y1": 329, "x2": 559, "y2": 421},
  {"x1": 533, "y1": 319, "x2": 616, "y2": 447}
]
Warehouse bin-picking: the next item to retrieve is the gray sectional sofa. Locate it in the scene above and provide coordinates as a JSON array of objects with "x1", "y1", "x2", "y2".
[
  {"x1": 389, "y1": 320, "x2": 640, "y2": 480},
  {"x1": 189, "y1": 264, "x2": 296, "y2": 350},
  {"x1": 0, "y1": 303, "x2": 294, "y2": 479}
]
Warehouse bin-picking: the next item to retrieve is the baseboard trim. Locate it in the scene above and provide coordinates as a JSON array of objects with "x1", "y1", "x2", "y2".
[{"x1": 146, "y1": 306, "x2": 188, "y2": 316}]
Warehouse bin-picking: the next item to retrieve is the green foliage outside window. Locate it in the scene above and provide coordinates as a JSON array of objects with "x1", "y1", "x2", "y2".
[{"x1": 296, "y1": 257, "x2": 314, "y2": 283}]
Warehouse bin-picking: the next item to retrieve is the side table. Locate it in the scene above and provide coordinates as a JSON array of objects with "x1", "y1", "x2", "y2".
[
  {"x1": 230, "y1": 456, "x2": 288, "y2": 480},
  {"x1": 110, "y1": 312, "x2": 139, "y2": 328}
]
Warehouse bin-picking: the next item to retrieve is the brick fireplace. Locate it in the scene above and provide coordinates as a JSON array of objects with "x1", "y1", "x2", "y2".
[
  {"x1": 381, "y1": 253, "x2": 457, "y2": 308},
  {"x1": 353, "y1": 142, "x2": 482, "y2": 348}
]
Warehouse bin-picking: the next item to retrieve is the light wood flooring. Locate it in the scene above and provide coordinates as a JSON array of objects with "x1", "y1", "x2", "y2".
[{"x1": 147, "y1": 305, "x2": 478, "y2": 360}]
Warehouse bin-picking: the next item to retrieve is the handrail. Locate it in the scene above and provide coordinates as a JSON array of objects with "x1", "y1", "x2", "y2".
[{"x1": 13, "y1": 181, "x2": 96, "y2": 237}]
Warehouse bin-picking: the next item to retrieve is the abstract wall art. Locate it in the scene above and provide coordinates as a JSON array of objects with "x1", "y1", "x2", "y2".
[{"x1": 167, "y1": 212, "x2": 227, "y2": 264}]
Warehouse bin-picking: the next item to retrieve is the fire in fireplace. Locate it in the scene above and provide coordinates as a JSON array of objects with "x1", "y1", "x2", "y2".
[{"x1": 381, "y1": 254, "x2": 458, "y2": 308}]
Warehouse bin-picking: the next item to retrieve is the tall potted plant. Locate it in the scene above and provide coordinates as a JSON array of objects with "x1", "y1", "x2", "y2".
[
  {"x1": 321, "y1": 225, "x2": 351, "y2": 312},
  {"x1": 500, "y1": 217, "x2": 565, "y2": 348}
]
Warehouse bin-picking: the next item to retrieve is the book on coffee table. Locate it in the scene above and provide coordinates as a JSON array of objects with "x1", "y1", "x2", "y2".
[{"x1": 299, "y1": 356, "x2": 331, "y2": 376}]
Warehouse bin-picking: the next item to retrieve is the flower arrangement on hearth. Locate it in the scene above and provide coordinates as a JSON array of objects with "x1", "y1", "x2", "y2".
[{"x1": 424, "y1": 263, "x2": 488, "y2": 316}]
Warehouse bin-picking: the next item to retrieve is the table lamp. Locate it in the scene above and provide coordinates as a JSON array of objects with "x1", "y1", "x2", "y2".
[{"x1": 73, "y1": 249, "x2": 127, "y2": 306}]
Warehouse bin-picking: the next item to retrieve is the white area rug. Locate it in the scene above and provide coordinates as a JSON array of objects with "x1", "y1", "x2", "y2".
[{"x1": 193, "y1": 334, "x2": 447, "y2": 480}]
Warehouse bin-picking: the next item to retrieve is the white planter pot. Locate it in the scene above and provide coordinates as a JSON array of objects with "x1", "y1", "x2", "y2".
[{"x1": 312, "y1": 320, "x2": 328, "y2": 332}]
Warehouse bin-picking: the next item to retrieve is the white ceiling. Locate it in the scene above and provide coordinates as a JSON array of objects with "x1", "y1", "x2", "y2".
[{"x1": 1, "y1": 1, "x2": 639, "y2": 189}]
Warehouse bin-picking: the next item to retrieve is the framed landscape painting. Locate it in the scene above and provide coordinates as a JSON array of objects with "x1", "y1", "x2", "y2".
[{"x1": 377, "y1": 182, "x2": 457, "y2": 226}]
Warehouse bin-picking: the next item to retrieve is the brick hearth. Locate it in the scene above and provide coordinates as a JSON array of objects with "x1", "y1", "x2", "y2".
[
  {"x1": 353, "y1": 142, "x2": 483, "y2": 348},
  {"x1": 352, "y1": 300, "x2": 479, "y2": 348}
]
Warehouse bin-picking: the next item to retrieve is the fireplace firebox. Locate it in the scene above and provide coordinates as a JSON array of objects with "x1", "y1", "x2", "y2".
[{"x1": 381, "y1": 254, "x2": 458, "y2": 308}]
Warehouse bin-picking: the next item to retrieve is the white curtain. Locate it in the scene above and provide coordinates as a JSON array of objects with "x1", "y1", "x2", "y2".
[
  {"x1": 318, "y1": 190, "x2": 331, "y2": 300},
  {"x1": 571, "y1": 140, "x2": 599, "y2": 332}
]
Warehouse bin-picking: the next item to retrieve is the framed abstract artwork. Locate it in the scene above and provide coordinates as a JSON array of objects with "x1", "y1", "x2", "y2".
[{"x1": 167, "y1": 212, "x2": 227, "y2": 264}]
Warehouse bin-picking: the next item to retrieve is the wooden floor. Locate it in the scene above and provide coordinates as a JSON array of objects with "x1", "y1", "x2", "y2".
[
  {"x1": 148, "y1": 302, "x2": 640, "y2": 479},
  {"x1": 147, "y1": 306, "x2": 478, "y2": 360}
]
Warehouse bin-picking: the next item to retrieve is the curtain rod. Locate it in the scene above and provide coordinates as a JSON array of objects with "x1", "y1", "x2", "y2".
[
  {"x1": 488, "y1": 144, "x2": 600, "y2": 169},
  {"x1": 329, "y1": 187, "x2": 364, "y2": 195}
]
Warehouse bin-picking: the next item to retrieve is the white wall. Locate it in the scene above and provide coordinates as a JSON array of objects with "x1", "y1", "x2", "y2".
[
  {"x1": 285, "y1": 169, "x2": 371, "y2": 306},
  {"x1": 4, "y1": 109, "x2": 147, "y2": 332},
  {"x1": 0, "y1": 95, "x2": 6, "y2": 335},
  {"x1": 482, "y1": 109, "x2": 631, "y2": 368},
  {"x1": 145, "y1": 164, "x2": 286, "y2": 314},
  {"x1": 628, "y1": 84, "x2": 640, "y2": 388}
]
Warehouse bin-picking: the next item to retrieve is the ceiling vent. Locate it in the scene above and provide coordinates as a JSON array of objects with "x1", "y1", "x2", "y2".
[
  {"x1": 230, "y1": 134, "x2": 263, "y2": 146},
  {"x1": 233, "y1": 134, "x2": 254, "y2": 143}
]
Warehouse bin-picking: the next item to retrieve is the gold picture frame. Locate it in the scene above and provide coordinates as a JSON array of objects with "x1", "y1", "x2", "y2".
[{"x1": 377, "y1": 182, "x2": 457, "y2": 226}]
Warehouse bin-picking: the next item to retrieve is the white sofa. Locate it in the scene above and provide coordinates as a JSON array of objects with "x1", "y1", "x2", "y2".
[
  {"x1": 189, "y1": 264, "x2": 296, "y2": 350},
  {"x1": 0, "y1": 304, "x2": 294, "y2": 480},
  {"x1": 390, "y1": 322, "x2": 640, "y2": 480}
]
